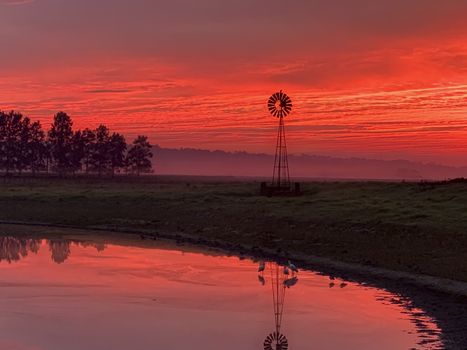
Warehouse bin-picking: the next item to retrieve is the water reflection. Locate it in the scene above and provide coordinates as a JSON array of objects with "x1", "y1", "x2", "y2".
[
  {"x1": 0, "y1": 237, "x2": 41, "y2": 263},
  {"x1": 258, "y1": 261, "x2": 299, "y2": 350},
  {"x1": 0, "y1": 236, "x2": 106, "y2": 264},
  {"x1": 0, "y1": 233, "x2": 456, "y2": 349}
]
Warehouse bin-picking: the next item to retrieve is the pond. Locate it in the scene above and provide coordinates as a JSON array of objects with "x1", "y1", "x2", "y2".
[{"x1": 0, "y1": 229, "x2": 446, "y2": 350}]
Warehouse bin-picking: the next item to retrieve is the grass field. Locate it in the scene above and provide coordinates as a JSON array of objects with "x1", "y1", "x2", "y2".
[{"x1": 1, "y1": 176, "x2": 467, "y2": 282}]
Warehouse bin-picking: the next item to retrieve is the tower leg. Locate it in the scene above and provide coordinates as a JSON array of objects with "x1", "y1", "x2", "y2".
[{"x1": 272, "y1": 117, "x2": 290, "y2": 189}]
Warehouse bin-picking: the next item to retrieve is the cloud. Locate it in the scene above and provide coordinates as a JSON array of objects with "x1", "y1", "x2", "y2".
[
  {"x1": 85, "y1": 89, "x2": 132, "y2": 94},
  {"x1": 2, "y1": 1, "x2": 467, "y2": 165},
  {"x1": 0, "y1": 0, "x2": 35, "y2": 5}
]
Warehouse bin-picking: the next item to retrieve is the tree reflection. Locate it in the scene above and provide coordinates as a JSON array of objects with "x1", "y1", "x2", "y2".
[
  {"x1": 0, "y1": 237, "x2": 41, "y2": 263},
  {"x1": 78, "y1": 241, "x2": 107, "y2": 252},
  {"x1": 48, "y1": 240, "x2": 71, "y2": 264},
  {"x1": 0, "y1": 236, "x2": 107, "y2": 264}
]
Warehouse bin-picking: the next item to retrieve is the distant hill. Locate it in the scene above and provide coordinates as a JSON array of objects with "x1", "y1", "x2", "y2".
[{"x1": 153, "y1": 146, "x2": 467, "y2": 180}]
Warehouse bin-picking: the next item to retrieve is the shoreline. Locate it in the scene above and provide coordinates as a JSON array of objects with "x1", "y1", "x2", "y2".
[
  {"x1": 1, "y1": 179, "x2": 467, "y2": 283},
  {"x1": 2, "y1": 219, "x2": 467, "y2": 298}
]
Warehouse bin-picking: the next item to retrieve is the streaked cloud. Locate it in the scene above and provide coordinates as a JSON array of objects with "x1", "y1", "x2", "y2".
[
  {"x1": 2, "y1": 1, "x2": 467, "y2": 165},
  {"x1": 0, "y1": 0, "x2": 35, "y2": 5}
]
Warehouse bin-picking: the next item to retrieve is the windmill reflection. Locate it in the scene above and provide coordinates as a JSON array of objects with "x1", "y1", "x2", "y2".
[{"x1": 258, "y1": 261, "x2": 299, "y2": 350}]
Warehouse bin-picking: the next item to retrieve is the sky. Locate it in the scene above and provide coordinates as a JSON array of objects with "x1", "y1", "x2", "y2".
[{"x1": 2, "y1": 0, "x2": 467, "y2": 165}]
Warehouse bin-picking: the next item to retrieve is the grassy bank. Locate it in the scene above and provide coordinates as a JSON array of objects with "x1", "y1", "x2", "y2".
[{"x1": 1, "y1": 177, "x2": 467, "y2": 282}]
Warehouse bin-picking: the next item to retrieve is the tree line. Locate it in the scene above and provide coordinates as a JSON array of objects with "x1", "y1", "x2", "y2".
[{"x1": 0, "y1": 111, "x2": 153, "y2": 176}]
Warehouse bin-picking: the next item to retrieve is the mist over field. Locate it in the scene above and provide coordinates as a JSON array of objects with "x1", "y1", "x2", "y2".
[{"x1": 154, "y1": 146, "x2": 467, "y2": 180}]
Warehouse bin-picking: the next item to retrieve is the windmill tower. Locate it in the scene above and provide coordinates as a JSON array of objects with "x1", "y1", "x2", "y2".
[
  {"x1": 268, "y1": 91, "x2": 292, "y2": 189},
  {"x1": 261, "y1": 91, "x2": 301, "y2": 196}
]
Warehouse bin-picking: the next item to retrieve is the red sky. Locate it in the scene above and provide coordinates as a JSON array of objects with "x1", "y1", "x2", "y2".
[{"x1": 2, "y1": 0, "x2": 467, "y2": 165}]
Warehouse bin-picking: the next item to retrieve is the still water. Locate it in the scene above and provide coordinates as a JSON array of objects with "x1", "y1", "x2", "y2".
[{"x1": 0, "y1": 232, "x2": 444, "y2": 350}]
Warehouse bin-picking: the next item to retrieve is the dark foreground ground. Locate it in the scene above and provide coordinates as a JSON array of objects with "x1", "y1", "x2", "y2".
[{"x1": 1, "y1": 176, "x2": 467, "y2": 283}]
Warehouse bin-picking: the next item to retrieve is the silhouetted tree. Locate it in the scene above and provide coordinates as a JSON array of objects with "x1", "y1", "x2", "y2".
[
  {"x1": 0, "y1": 109, "x2": 150, "y2": 177},
  {"x1": 44, "y1": 139, "x2": 53, "y2": 174},
  {"x1": 26, "y1": 121, "x2": 47, "y2": 175},
  {"x1": 0, "y1": 111, "x2": 24, "y2": 174},
  {"x1": 125, "y1": 135, "x2": 153, "y2": 175},
  {"x1": 48, "y1": 112, "x2": 75, "y2": 175},
  {"x1": 89, "y1": 124, "x2": 111, "y2": 176},
  {"x1": 109, "y1": 132, "x2": 126, "y2": 176},
  {"x1": 81, "y1": 128, "x2": 96, "y2": 174},
  {"x1": 70, "y1": 130, "x2": 85, "y2": 174},
  {"x1": 17, "y1": 116, "x2": 32, "y2": 174}
]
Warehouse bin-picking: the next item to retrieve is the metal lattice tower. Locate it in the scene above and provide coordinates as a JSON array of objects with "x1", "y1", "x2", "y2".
[
  {"x1": 272, "y1": 116, "x2": 290, "y2": 188},
  {"x1": 268, "y1": 91, "x2": 293, "y2": 189}
]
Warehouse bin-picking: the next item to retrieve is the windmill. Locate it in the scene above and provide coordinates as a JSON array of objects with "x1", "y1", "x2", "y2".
[
  {"x1": 258, "y1": 261, "x2": 299, "y2": 350},
  {"x1": 261, "y1": 91, "x2": 301, "y2": 196}
]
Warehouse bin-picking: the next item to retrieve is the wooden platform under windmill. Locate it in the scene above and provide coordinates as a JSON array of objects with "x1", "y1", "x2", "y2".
[{"x1": 260, "y1": 182, "x2": 302, "y2": 197}]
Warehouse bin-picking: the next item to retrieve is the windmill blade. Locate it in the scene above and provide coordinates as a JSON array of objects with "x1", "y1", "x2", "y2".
[
  {"x1": 268, "y1": 91, "x2": 292, "y2": 117},
  {"x1": 264, "y1": 332, "x2": 288, "y2": 350}
]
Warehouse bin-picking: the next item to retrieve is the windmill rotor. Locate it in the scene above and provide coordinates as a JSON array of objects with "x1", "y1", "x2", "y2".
[
  {"x1": 268, "y1": 91, "x2": 293, "y2": 118},
  {"x1": 263, "y1": 331, "x2": 289, "y2": 350}
]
